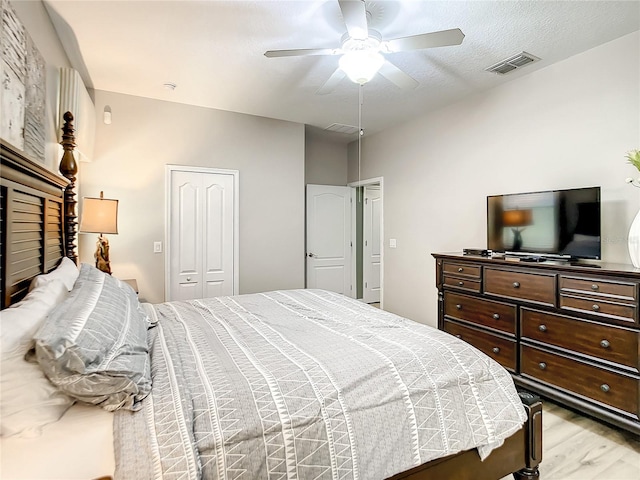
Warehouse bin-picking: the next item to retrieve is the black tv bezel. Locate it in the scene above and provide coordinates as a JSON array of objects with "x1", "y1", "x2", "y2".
[{"x1": 486, "y1": 186, "x2": 602, "y2": 261}]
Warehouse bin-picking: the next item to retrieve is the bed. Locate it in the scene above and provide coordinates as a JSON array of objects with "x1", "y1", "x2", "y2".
[{"x1": 0, "y1": 113, "x2": 542, "y2": 480}]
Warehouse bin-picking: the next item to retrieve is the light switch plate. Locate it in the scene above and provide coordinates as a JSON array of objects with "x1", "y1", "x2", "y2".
[
  {"x1": 153, "y1": 241, "x2": 162, "y2": 253},
  {"x1": 390, "y1": 238, "x2": 397, "y2": 248}
]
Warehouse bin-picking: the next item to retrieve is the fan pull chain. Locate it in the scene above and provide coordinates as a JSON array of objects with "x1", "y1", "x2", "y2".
[{"x1": 358, "y1": 84, "x2": 363, "y2": 184}]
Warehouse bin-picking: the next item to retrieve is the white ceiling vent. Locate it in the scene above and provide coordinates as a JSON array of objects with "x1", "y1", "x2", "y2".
[
  {"x1": 485, "y1": 51, "x2": 540, "y2": 75},
  {"x1": 324, "y1": 123, "x2": 359, "y2": 135}
]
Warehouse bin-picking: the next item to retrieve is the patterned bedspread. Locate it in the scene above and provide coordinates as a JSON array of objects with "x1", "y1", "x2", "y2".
[{"x1": 114, "y1": 289, "x2": 526, "y2": 480}]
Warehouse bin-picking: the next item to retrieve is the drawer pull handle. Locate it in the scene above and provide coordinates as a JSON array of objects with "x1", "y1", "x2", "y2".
[
  {"x1": 591, "y1": 284, "x2": 599, "y2": 291},
  {"x1": 538, "y1": 362, "x2": 547, "y2": 370},
  {"x1": 187, "y1": 277, "x2": 191, "y2": 282},
  {"x1": 600, "y1": 339, "x2": 610, "y2": 349},
  {"x1": 592, "y1": 304, "x2": 600, "y2": 312},
  {"x1": 600, "y1": 384, "x2": 610, "y2": 393},
  {"x1": 455, "y1": 334, "x2": 462, "y2": 339},
  {"x1": 492, "y1": 347, "x2": 500, "y2": 354},
  {"x1": 512, "y1": 282, "x2": 520, "y2": 288},
  {"x1": 538, "y1": 324, "x2": 547, "y2": 332},
  {"x1": 456, "y1": 304, "x2": 462, "y2": 310},
  {"x1": 458, "y1": 281, "x2": 464, "y2": 286},
  {"x1": 492, "y1": 313, "x2": 500, "y2": 320},
  {"x1": 458, "y1": 267, "x2": 464, "y2": 272}
]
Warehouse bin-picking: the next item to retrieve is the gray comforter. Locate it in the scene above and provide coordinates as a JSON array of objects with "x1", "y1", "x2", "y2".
[{"x1": 114, "y1": 289, "x2": 526, "y2": 480}]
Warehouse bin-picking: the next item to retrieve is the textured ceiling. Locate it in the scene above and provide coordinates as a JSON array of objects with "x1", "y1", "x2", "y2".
[{"x1": 44, "y1": 0, "x2": 640, "y2": 142}]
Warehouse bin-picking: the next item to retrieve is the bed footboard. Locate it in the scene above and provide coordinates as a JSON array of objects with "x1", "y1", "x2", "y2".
[{"x1": 388, "y1": 391, "x2": 542, "y2": 480}]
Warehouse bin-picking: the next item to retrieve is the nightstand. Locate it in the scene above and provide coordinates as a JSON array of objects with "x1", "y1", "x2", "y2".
[{"x1": 122, "y1": 278, "x2": 138, "y2": 294}]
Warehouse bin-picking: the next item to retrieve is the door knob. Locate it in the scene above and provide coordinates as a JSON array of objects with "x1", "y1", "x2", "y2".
[{"x1": 308, "y1": 253, "x2": 317, "y2": 258}]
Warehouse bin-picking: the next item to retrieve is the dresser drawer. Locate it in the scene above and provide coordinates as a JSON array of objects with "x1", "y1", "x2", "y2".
[
  {"x1": 443, "y1": 276, "x2": 481, "y2": 293},
  {"x1": 444, "y1": 292, "x2": 516, "y2": 335},
  {"x1": 521, "y1": 345, "x2": 639, "y2": 416},
  {"x1": 560, "y1": 276, "x2": 637, "y2": 302},
  {"x1": 521, "y1": 308, "x2": 639, "y2": 370},
  {"x1": 484, "y1": 268, "x2": 556, "y2": 307},
  {"x1": 443, "y1": 262, "x2": 481, "y2": 279},
  {"x1": 445, "y1": 320, "x2": 517, "y2": 371},
  {"x1": 560, "y1": 295, "x2": 637, "y2": 324}
]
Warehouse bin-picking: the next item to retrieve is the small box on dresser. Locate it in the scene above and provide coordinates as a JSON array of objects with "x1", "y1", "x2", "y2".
[{"x1": 433, "y1": 252, "x2": 640, "y2": 435}]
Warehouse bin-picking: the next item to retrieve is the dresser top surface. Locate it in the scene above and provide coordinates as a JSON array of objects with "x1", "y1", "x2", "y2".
[{"x1": 432, "y1": 252, "x2": 640, "y2": 279}]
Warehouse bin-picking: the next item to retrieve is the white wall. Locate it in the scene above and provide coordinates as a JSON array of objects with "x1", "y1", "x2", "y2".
[
  {"x1": 350, "y1": 31, "x2": 640, "y2": 326},
  {"x1": 80, "y1": 90, "x2": 305, "y2": 303}
]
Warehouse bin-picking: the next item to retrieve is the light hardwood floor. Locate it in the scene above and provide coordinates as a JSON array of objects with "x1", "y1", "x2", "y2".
[{"x1": 501, "y1": 400, "x2": 640, "y2": 480}]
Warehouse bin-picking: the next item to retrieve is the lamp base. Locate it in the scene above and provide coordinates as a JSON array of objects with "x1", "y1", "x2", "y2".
[{"x1": 95, "y1": 234, "x2": 112, "y2": 275}]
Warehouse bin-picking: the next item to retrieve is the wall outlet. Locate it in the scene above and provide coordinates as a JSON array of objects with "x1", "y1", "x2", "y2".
[{"x1": 153, "y1": 241, "x2": 162, "y2": 253}]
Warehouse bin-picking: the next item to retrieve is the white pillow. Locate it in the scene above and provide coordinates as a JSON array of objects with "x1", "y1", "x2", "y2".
[
  {"x1": 1, "y1": 279, "x2": 75, "y2": 437},
  {"x1": 29, "y1": 257, "x2": 79, "y2": 292}
]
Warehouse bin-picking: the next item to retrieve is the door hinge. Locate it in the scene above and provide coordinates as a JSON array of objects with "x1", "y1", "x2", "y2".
[
  {"x1": 365, "y1": 197, "x2": 368, "y2": 204},
  {"x1": 365, "y1": 282, "x2": 368, "y2": 288},
  {"x1": 365, "y1": 240, "x2": 368, "y2": 246}
]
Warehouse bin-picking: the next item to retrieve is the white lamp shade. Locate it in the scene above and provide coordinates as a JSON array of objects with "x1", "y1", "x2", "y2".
[
  {"x1": 80, "y1": 196, "x2": 118, "y2": 234},
  {"x1": 339, "y1": 51, "x2": 384, "y2": 85}
]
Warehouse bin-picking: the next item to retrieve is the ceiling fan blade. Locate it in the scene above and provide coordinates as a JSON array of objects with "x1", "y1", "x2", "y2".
[
  {"x1": 265, "y1": 47, "x2": 340, "y2": 58},
  {"x1": 316, "y1": 68, "x2": 346, "y2": 95},
  {"x1": 338, "y1": 0, "x2": 368, "y2": 40},
  {"x1": 378, "y1": 60, "x2": 418, "y2": 90},
  {"x1": 385, "y1": 28, "x2": 465, "y2": 52}
]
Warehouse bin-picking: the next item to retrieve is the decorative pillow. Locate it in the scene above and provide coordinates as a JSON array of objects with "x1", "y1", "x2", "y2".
[
  {"x1": 34, "y1": 264, "x2": 151, "y2": 412},
  {"x1": 1, "y1": 280, "x2": 75, "y2": 437},
  {"x1": 29, "y1": 256, "x2": 79, "y2": 292}
]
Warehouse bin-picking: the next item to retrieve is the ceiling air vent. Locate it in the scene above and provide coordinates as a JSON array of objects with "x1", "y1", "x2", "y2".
[
  {"x1": 324, "y1": 123, "x2": 359, "y2": 135},
  {"x1": 485, "y1": 51, "x2": 540, "y2": 75}
]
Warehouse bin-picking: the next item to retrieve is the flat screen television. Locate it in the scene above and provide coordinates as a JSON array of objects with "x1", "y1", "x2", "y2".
[{"x1": 487, "y1": 186, "x2": 601, "y2": 260}]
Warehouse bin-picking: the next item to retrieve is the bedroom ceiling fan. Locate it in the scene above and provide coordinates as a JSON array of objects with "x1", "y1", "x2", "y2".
[{"x1": 264, "y1": 0, "x2": 465, "y2": 94}]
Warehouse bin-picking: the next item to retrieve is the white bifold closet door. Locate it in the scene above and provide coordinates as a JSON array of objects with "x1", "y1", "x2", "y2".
[{"x1": 167, "y1": 166, "x2": 238, "y2": 301}]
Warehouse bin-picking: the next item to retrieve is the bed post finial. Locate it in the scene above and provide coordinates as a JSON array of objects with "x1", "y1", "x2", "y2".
[{"x1": 59, "y1": 111, "x2": 78, "y2": 264}]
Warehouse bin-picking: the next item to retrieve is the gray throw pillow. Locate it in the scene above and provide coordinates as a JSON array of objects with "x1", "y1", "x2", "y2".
[{"x1": 34, "y1": 264, "x2": 151, "y2": 411}]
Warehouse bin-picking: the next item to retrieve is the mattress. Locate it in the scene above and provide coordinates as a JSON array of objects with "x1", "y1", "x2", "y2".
[
  {"x1": 0, "y1": 403, "x2": 115, "y2": 480},
  {"x1": 115, "y1": 289, "x2": 527, "y2": 479}
]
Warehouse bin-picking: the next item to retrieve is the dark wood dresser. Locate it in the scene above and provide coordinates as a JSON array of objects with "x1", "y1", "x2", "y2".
[{"x1": 432, "y1": 252, "x2": 640, "y2": 435}]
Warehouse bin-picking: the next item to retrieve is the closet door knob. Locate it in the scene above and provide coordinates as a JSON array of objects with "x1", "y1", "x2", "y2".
[
  {"x1": 538, "y1": 325, "x2": 547, "y2": 332},
  {"x1": 513, "y1": 282, "x2": 520, "y2": 288}
]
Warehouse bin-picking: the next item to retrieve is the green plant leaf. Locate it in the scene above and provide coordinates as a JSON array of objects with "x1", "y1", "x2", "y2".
[{"x1": 626, "y1": 149, "x2": 640, "y2": 171}]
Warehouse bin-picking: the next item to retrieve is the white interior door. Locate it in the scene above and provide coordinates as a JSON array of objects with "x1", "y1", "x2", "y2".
[
  {"x1": 306, "y1": 185, "x2": 352, "y2": 295},
  {"x1": 363, "y1": 187, "x2": 381, "y2": 303},
  {"x1": 167, "y1": 166, "x2": 238, "y2": 301}
]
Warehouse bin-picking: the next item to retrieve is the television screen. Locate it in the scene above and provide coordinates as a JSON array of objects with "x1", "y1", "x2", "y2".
[{"x1": 487, "y1": 187, "x2": 601, "y2": 259}]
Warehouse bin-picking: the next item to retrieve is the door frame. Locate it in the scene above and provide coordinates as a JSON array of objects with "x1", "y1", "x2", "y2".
[
  {"x1": 348, "y1": 176, "x2": 383, "y2": 308},
  {"x1": 165, "y1": 164, "x2": 240, "y2": 301}
]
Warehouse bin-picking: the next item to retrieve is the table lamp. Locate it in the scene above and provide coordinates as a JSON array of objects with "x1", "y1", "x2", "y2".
[
  {"x1": 502, "y1": 209, "x2": 532, "y2": 251},
  {"x1": 80, "y1": 191, "x2": 118, "y2": 274}
]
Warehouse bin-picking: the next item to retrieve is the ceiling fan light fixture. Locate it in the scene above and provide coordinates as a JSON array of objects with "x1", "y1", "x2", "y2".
[{"x1": 339, "y1": 50, "x2": 384, "y2": 85}]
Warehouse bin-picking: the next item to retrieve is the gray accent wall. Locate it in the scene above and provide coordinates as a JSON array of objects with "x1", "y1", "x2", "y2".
[
  {"x1": 81, "y1": 90, "x2": 305, "y2": 303},
  {"x1": 349, "y1": 31, "x2": 640, "y2": 326}
]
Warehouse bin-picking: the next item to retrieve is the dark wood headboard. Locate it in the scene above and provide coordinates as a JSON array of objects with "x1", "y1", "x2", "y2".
[{"x1": 0, "y1": 113, "x2": 78, "y2": 308}]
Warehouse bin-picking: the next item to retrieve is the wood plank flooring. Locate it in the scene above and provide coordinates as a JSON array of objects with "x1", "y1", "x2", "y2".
[{"x1": 501, "y1": 400, "x2": 640, "y2": 480}]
